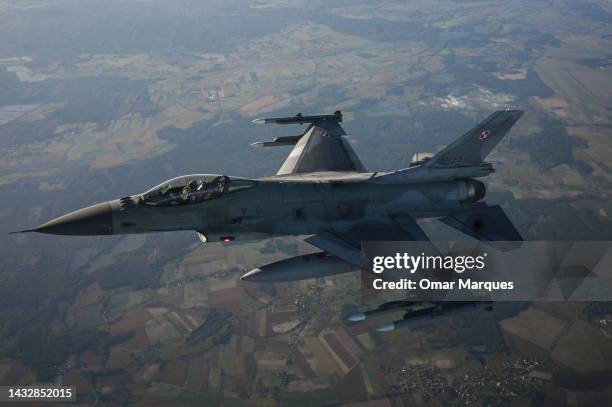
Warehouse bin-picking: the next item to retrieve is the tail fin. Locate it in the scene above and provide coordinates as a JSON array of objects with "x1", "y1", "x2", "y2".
[{"x1": 425, "y1": 110, "x2": 523, "y2": 167}]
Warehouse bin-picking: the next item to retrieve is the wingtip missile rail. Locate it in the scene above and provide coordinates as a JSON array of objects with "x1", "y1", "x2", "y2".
[{"x1": 250, "y1": 135, "x2": 304, "y2": 148}]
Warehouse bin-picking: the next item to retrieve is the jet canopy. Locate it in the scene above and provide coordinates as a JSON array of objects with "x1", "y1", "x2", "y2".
[{"x1": 141, "y1": 174, "x2": 257, "y2": 206}]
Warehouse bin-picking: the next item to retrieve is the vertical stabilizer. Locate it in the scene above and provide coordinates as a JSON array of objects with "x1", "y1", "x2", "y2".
[{"x1": 425, "y1": 110, "x2": 523, "y2": 167}]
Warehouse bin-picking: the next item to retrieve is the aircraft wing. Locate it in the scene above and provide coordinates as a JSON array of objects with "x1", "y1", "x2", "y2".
[
  {"x1": 304, "y1": 216, "x2": 430, "y2": 269},
  {"x1": 239, "y1": 216, "x2": 430, "y2": 283},
  {"x1": 251, "y1": 111, "x2": 366, "y2": 175}
]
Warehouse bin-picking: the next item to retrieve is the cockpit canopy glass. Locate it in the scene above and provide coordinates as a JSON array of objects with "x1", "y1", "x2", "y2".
[{"x1": 141, "y1": 175, "x2": 257, "y2": 207}]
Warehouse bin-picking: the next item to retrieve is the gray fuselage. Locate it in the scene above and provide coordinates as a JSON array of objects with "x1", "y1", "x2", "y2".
[{"x1": 110, "y1": 175, "x2": 483, "y2": 242}]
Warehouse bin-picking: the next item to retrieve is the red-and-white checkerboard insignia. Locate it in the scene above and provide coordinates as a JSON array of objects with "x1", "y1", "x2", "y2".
[
  {"x1": 320, "y1": 131, "x2": 329, "y2": 138},
  {"x1": 479, "y1": 129, "x2": 490, "y2": 140}
]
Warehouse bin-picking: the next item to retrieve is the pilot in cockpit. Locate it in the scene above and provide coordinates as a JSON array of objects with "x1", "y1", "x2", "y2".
[
  {"x1": 141, "y1": 175, "x2": 234, "y2": 207},
  {"x1": 182, "y1": 179, "x2": 204, "y2": 203}
]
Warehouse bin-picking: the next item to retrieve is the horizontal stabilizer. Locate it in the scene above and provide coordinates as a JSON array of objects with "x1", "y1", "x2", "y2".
[
  {"x1": 253, "y1": 111, "x2": 342, "y2": 125},
  {"x1": 440, "y1": 205, "x2": 522, "y2": 251}
]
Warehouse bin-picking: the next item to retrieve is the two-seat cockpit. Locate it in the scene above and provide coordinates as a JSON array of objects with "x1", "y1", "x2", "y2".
[{"x1": 140, "y1": 175, "x2": 257, "y2": 207}]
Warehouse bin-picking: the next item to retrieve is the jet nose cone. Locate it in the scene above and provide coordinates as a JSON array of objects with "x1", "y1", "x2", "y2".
[{"x1": 34, "y1": 202, "x2": 114, "y2": 235}]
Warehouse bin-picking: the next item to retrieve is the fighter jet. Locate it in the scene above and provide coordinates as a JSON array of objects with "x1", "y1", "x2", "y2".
[{"x1": 14, "y1": 110, "x2": 523, "y2": 285}]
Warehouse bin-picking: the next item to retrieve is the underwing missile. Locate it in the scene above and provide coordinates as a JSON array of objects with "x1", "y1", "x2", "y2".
[{"x1": 252, "y1": 111, "x2": 342, "y2": 125}]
